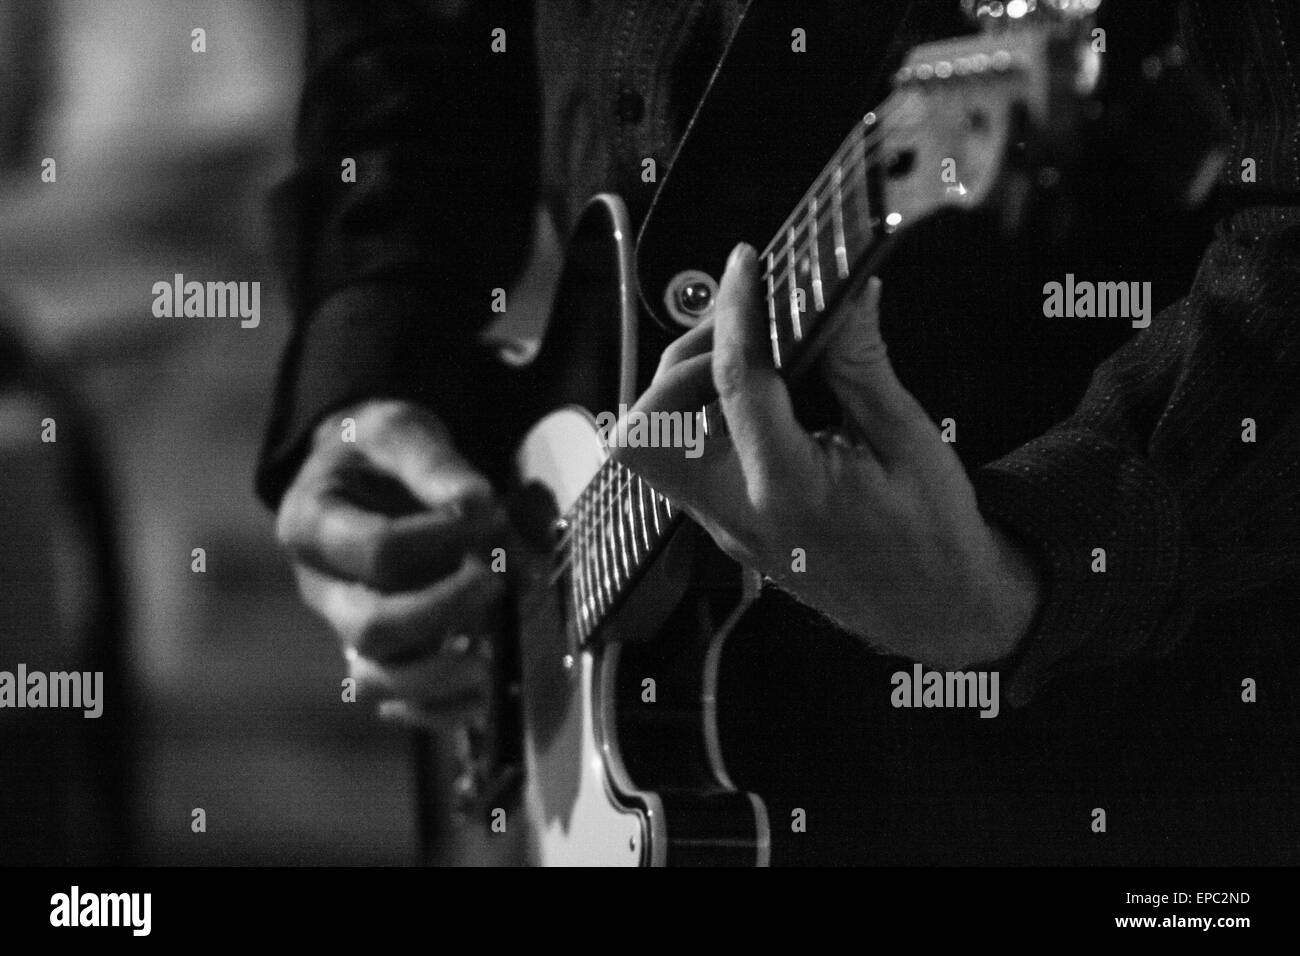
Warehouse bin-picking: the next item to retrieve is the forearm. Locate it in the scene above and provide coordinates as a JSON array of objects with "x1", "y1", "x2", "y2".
[
  {"x1": 258, "y1": 0, "x2": 540, "y2": 507},
  {"x1": 972, "y1": 205, "x2": 1300, "y2": 708}
]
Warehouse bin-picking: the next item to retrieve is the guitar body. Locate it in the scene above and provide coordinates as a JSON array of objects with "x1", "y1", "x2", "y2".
[{"x1": 508, "y1": 194, "x2": 770, "y2": 866}]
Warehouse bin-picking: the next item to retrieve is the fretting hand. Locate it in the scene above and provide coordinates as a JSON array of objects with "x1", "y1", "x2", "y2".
[{"x1": 611, "y1": 244, "x2": 1043, "y2": 669}]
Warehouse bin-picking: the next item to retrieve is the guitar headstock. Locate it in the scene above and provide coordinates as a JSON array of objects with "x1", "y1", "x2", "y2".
[{"x1": 871, "y1": 2, "x2": 1104, "y2": 237}]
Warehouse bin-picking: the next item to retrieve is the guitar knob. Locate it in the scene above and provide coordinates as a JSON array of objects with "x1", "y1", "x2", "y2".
[{"x1": 664, "y1": 270, "x2": 718, "y2": 329}]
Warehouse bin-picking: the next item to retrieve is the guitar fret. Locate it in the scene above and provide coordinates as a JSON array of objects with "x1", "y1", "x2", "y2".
[
  {"x1": 613, "y1": 466, "x2": 631, "y2": 587},
  {"x1": 808, "y1": 197, "x2": 825, "y2": 312},
  {"x1": 569, "y1": 494, "x2": 582, "y2": 634},
  {"x1": 648, "y1": 485, "x2": 663, "y2": 539},
  {"x1": 621, "y1": 471, "x2": 639, "y2": 568},
  {"x1": 765, "y1": 250, "x2": 782, "y2": 369},
  {"x1": 599, "y1": 467, "x2": 615, "y2": 611},
  {"x1": 832, "y1": 165, "x2": 849, "y2": 279},
  {"x1": 585, "y1": 491, "x2": 598, "y2": 635},
  {"x1": 630, "y1": 477, "x2": 646, "y2": 563},
  {"x1": 635, "y1": 476, "x2": 652, "y2": 555},
  {"x1": 606, "y1": 470, "x2": 623, "y2": 597},
  {"x1": 587, "y1": 476, "x2": 604, "y2": 618},
  {"x1": 614, "y1": 469, "x2": 629, "y2": 591},
  {"x1": 786, "y1": 226, "x2": 803, "y2": 341},
  {"x1": 855, "y1": 125, "x2": 872, "y2": 239},
  {"x1": 577, "y1": 486, "x2": 594, "y2": 633}
]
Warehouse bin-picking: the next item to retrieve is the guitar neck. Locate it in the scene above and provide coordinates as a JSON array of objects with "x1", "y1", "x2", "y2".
[
  {"x1": 760, "y1": 111, "x2": 887, "y2": 378},
  {"x1": 569, "y1": 18, "x2": 1101, "y2": 638},
  {"x1": 567, "y1": 117, "x2": 888, "y2": 643}
]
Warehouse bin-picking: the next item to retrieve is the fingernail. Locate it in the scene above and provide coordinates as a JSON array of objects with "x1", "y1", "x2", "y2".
[{"x1": 728, "y1": 242, "x2": 757, "y2": 269}]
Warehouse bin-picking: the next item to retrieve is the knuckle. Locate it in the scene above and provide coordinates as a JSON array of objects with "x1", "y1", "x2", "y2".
[
  {"x1": 353, "y1": 399, "x2": 428, "y2": 447},
  {"x1": 328, "y1": 586, "x2": 378, "y2": 650},
  {"x1": 352, "y1": 617, "x2": 394, "y2": 661},
  {"x1": 746, "y1": 496, "x2": 800, "y2": 558},
  {"x1": 358, "y1": 398, "x2": 408, "y2": 427},
  {"x1": 747, "y1": 476, "x2": 784, "y2": 520},
  {"x1": 362, "y1": 522, "x2": 407, "y2": 587},
  {"x1": 661, "y1": 336, "x2": 691, "y2": 369},
  {"x1": 276, "y1": 473, "x2": 322, "y2": 551},
  {"x1": 352, "y1": 603, "x2": 429, "y2": 662},
  {"x1": 348, "y1": 658, "x2": 392, "y2": 701},
  {"x1": 312, "y1": 411, "x2": 348, "y2": 446},
  {"x1": 712, "y1": 353, "x2": 751, "y2": 400},
  {"x1": 383, "y1": 399, "x2": 446, "y2": 437},
  {"x1": 446, "y1": 473, "x2": 495, "y2": 511}
]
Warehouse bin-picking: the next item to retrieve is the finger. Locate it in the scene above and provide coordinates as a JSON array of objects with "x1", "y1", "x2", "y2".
[
  {"x1": 350, "y1": 401, "x2": 497, "y2": 514},
  {"x1": 820, "y1": 276, "x2": 932, "y2": 462},
  {"x1": 657, "y1": 316, "x2": 715, "y2": 374},
  {"x1": 350, "y1": 649, "x2": 491, "y2": 709},
  {"x1": 376, "y1": 699, "x2": 489, "y2": 733},
  {"x1": 712, "y1": 243, "x2": 819, "y2": 504},
  {"x1": 293, "y1": 559, "x2": 506, "y2": 664},
  {"x1": 609, "y1": 352, "x2": 752, "y2": 523},
  {"x1": 620, "y1": 352, "x2": 718, "y2": 447},
  {"x1": 280, "y1": 473, "x2": 507, "y2": 591}
]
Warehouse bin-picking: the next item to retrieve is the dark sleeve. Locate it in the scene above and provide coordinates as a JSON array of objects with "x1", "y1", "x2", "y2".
[
  {"x1": 974, "y1": 207, "x2": 1300, "y2": 708},
  {"x1": 256, "y1": 0, "x2": 539, "y2": 508}
]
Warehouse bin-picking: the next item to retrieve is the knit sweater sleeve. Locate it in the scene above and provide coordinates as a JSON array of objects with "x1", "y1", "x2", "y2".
[{"x1": 974, "y1": 207, "x2": 1300, "y2": 708}]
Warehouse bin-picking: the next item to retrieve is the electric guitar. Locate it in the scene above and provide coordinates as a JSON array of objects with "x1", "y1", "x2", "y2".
[{"x1": 417, "y1": 0, "x2": 1226, "y2": 866}]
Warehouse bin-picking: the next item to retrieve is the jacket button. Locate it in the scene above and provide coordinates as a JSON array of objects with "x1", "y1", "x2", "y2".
[{"x1": 616, "y1": 90, "x2": 645, "y2": 124}]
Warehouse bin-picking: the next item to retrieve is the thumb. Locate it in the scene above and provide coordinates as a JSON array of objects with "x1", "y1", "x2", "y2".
[
  {"x1": 348, "y1": 401, "x2": 496, "y2": 516},
  {"x1": 821, "y1": 277, "x2": 931, "y2": 462}
]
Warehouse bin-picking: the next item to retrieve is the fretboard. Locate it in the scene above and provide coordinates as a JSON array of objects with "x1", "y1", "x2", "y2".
[
  {"x1": 762, "y1": 111, "x2": 884, "y2": 373},
  {"x1": 561, "y1": 12, "x2": 1093, "y2": 638},
  {"x1": 565, "y1": 115, "x2": 887, "y2": 642},
  {"x1": 564, "y1": 457, "x2": 676, "y2": 642}
]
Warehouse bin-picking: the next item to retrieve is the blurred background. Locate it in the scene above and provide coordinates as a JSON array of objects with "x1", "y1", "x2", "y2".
[{"x1": 0, "y1": 0, "x2": 420, "y2": 865}]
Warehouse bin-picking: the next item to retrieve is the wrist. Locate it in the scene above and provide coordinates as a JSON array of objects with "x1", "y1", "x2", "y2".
[{"x1": 981, "y1": 520, "x2": 1044, "y2": 662}]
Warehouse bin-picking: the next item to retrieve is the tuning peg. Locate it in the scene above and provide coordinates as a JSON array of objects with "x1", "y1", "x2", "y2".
[{"x1": 962, "y1": 0, "x2": 1101, "y2": 26}]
